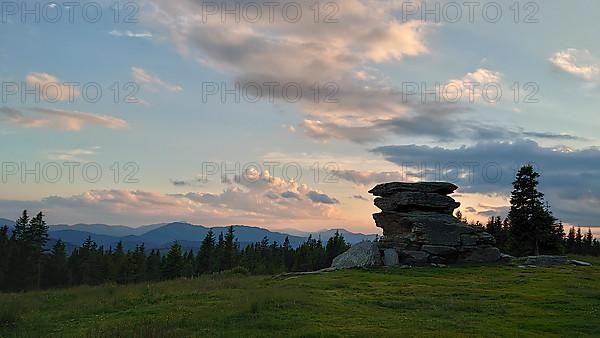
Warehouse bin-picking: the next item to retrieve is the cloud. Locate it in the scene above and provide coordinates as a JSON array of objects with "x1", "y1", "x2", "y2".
[
  {"x1": 335, "y1": 170, "x2": 404, "y2": 186},
  {"x1": 520, "y1": 130, "x2": 588, "y2": 141},
  {"x1": 48, "y1": 147, "x2": 99, "y2": 162},
  {"x1": 131, "y1": 67, "x2": 183, "y2": 92},
  {"x1": 549, "y1": 49, "x2": 599, "y2": 80},
  {"x1": 0, "y1": 171, "x2": 341, "y2": 227},
  {"x1": 306, "y1": 191, "x2": 340, "y2": 205},
  {"x1": 174, "y1": 169, "x2": 340, "y2": 220},
  {"x1": 352, "y1": 195, "x2": 369, "y2": 201},
  {"x1": 474, "y1": 204, "x2": 510, "y2": 218},
  {"x1": 281, "y1": 191, "x2": 300, "y2": 199},
  {"x1": 371, "y1": 139, "x2": 600, "y2": 226},
  {"x1": 0, "y1": 107, "x2": 127, "y2": 131},
  {"x1": 143, "y1": 0, "x2": 437, "y2": 142},
  {"x1": 445, "y1": 68, "x2": 503, "y2": 103},
  {"x1": 170, "y1": 179, "x2": 190, "y2": 187},
  {"x1": 109, "y1": 30, "x2": 153, "y2": 39},
  {"x1": 25, "y1": 72, "x2": 81, "y2": 102}
]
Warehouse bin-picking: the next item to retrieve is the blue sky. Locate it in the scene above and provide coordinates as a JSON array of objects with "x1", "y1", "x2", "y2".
[{"x1": 1, "y1": 0, "x2": 599, "y2": 234}]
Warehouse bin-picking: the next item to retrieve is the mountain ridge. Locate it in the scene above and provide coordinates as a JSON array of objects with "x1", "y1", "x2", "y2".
[{"x1": 1, "y1": 218, "x2": 377, "y2": 251}]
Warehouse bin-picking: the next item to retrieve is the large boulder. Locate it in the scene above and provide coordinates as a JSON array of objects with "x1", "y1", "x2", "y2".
[
  {"x1": 373, "y1": 211, "x2": 493, "y2": 247},
  {"x1": 369, "y1": 182, "x2": 458, "y2": 197},
  {"x1": 400, "y1": 250, "x2": 430, "y2": 265},
  {"x1": 457, "y1": 247, "x2": 501, "y2": 263},
  {"x1": 370, "y1": 182, "x2": 502, "y2": 265},
  {"x1": 524, "y1": 256, "x2": 569, "y2": 266},
  {"x1": 331, "y1": 241, "x2": 382, "y2": 269},
  {"x1": 422, "y1": 245, "x2": 458, "y2": 256},
  {"x1": 383, "y1": 248, "x2": 400, "y2": 267},
  {"x1": 374, "y1": 191, "x2": 460, "y2": 214}
]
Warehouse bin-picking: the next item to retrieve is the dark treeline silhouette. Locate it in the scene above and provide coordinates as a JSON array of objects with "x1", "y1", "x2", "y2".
[
  {"x1": 480, "y1": 217, "x2": 600, "y2": 256},
  {"x1": 459, "y1": 165, "x2": 600, "y2": 257},
  {"x1": 0, "y1": 212, "x2": 350, "y2": 292}
]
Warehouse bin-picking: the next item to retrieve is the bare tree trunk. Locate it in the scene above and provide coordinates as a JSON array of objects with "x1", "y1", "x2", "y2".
[{"x1": 534, "y1": 239, "x2": 540, "y2": 256}]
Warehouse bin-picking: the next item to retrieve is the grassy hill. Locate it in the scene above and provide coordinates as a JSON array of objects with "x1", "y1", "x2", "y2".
[{"x1": 1, "y1": 257, "x2": 599, "y2": 337}]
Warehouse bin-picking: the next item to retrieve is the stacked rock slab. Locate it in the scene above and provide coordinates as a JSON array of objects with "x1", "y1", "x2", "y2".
[{"x1": 370, "y1": 182, "x2": 500, "y2": 265}]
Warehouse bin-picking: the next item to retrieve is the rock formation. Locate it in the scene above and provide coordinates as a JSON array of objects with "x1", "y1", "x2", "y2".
[
  {"x1": 331, "y1": 241, "x2": 382, "y2": 269},
  {"x1": 370, "y1": 182, "x2": 501, "y2": 265}
]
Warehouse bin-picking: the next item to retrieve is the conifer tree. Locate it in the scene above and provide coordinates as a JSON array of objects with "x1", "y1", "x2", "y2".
[
  {"x1": 575, "y1": 227, "x2": 583, "y2": 253},
  {"x1": 146, "y1": 249, "x2": 162, "y2": 281},
  {"x1": 282, "y1": 236, "x2": 294, "y2": 271},
  {"x1": 13, "y1": 210, "x2": 30, "y2": 242},
  {"x1": 222, "y1": 226, "x2": 238, "y2": 270},
  {"x1": 45, "y1": 240, "x2": 68, "y2": 288},
  {"x1": 584, "y1": 228, "x2": 594, "y2": 255},
  {"x1": 566, "y1": 227, "x2": 576, "y2": 253},
  {"x1": 325, "y1": 231, "x2": 350, "y2": 266},
  {"x1": 508, "y1": 165, "x2": 564, "y2": 256},
  {"x1": 0, "y1": 226, "x2": 12, "y2": 289},
  {"x1": 29, "y1": 212, "x2": 49, "y2": 288},
  {"x1": 196, "y1": 229, "x2": 216, "y2": 274},
  {"x1": 162, "y1": 242, "x2": 184, "y2": 279},
  {"x1": 182, "y1": 250, "x2": 195, "y2": 277}
]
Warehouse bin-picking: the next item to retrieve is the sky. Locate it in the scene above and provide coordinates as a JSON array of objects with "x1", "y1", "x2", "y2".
[{"x1": 0, "y1": 0, "x2": 599, "y2": 234}]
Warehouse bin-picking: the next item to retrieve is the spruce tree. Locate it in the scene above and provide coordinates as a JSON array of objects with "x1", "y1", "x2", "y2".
[
  {"x1": 182, "y1": 250, "x2": 195, "y2": 277},
  {"x1": 282, "y1": 236, "x2": 294, "y2": 271},
  {"x1": 29, "y1": 212, "x2": 49, "y2": 288},
  {"x1": 575, "y1": 227, "x2": 583, "y2": 254},
  {"x1": 146, "y1": 250, "x2": 162, "y2": 281},
  {"x1": 222, "y1": 226, "x2": 237, "y2": 270},
  {"x1": 112, "y1": 241, "x2": 127, "y2": 283},
  {"x1": 13, "y1": 210, "x2": 30, "y2": 242},
  {"x1": 196, "y1": 229, "x2": 216, "y2": 274},
  {"x1": 0, "y1": 226, "x2": 12, "y2": 289},
  {"x1": 325, "y1": 231, "x2": 350, "y2": 266},
  {"x1": 508, "y1": 165, "x2": 563, "y2": 256},
  {"x1": 162, "y1": 242, "x2": 184, "y2": 279},
  {"x1": 566, "y1": 227, "x2": 576, "y2": 253},
  {"x1": 45, "y1": 240, "x2": 68, "y2": 288}
]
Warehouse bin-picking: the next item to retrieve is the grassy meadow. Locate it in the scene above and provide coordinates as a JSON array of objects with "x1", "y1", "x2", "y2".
[{"x1": 1, "y1": 256, "x2": 599, "y2": 337}]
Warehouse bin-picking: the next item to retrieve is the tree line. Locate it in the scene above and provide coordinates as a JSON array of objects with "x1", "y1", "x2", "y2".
[
  {"x1": 0, "y1": 213, "x2": 350, "y2": 292},
  {"x1": 456, "y1": 165, "x2": 600, "y2": 257}
]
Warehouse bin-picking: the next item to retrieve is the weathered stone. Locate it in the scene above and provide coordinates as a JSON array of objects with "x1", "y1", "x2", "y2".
[
  {"x1": 369, "y1": 182, "x2": 458, "y2": 197},
  {"x1": 570, "y1": 260, "x2": 592, "y2": 266},
  {"x1": 422, "y1": 245, "x2": 457, "y2": 256},
  {"x1": 383, "y1": 249, "x2": 400, "y2": 267},
  {"x1": 499, "y1": 253, "x2": 514, "y2": 263},
  {"x1": 430, "y1": 263, "x2": 447, "y2": 268},
  {"x1": 400, "y1": 250, "x2": 430, "y2": 265},
  {"x1": 374, "y1": 191, "x2": 460, "y2": 214},
  {"x1": 369, "y1": 181, "x2": 500, "y2": 266},
  {"x1": 374, "y1": 211, "x2": 480, "y2": 247},
  {"x1": 461, "y1": 234, "x2": 479, "y2": 246},
  {"x1": 429, "y1": 255, "x2": 447, "y2": 264},
  {"x1": 331, "y1": 241, "x2": 382, "y2": 269},
  {"x1": 456, "y1": 247, "x2": 500, "y2": 264},
  {"x1": 524, "y1": 255, "x2": 568, "y2": 266}
]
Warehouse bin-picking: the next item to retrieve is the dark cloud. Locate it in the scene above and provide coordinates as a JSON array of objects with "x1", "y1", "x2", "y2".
[
  {"x1": 281, "y1": 191, "x2": 301, "y2": 199},
  {"x1": 170, "y1": 180, "x2": 189, "y2": 186},
  {"x1": 352, "y1": 195, "x2": 370, "y2": 201},
  {"x1": 371, "y1": 139, "x2": 600, "y2": 226},
  {"x1": 521, "y1": 130, "x2": 588, "y2": 141},
  {"x1": 306, "y1": 191, "x2": 340, "y2": 205},
  {"x1": 335, "y1": 170, "x2": 404, "y2": 186}
]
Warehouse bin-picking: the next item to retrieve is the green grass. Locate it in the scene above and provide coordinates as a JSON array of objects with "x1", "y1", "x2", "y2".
[{"x1": 2, "y1": 257, "x2": 600, "y2": 337}]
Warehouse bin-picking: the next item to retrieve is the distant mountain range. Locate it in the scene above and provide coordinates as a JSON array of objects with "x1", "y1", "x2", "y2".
[{"x1": 0, "y1": 218, "x2": 377, "y2": 253}]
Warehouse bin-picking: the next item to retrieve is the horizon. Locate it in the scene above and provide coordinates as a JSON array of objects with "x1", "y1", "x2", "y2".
[{"x1": 0, "y1": 214, "x2": 381, "y2": 236}]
